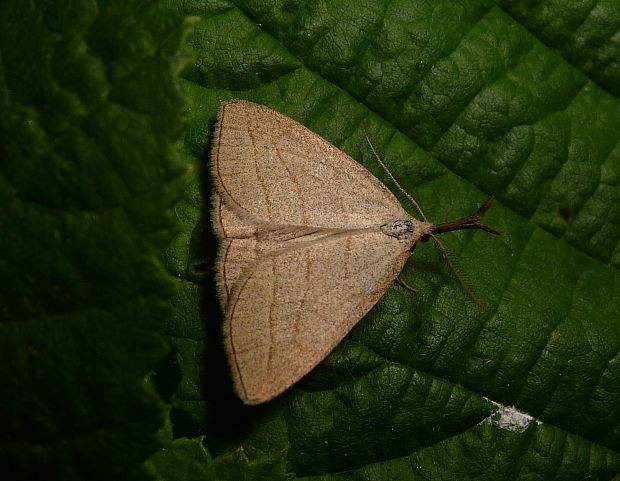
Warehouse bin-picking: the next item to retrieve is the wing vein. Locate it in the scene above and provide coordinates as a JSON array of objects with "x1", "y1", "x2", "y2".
[
  {"x1": 275, "y1": 146, "x2": 309, "y2": 225},
  {"x1": 248, "y1": 129, "x2": 273, "y2": 221}
]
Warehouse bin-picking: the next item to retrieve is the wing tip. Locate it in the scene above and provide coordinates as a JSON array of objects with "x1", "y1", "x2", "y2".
[{"x1": 221, "y1": 325, "x2": 279, "y2": 405}]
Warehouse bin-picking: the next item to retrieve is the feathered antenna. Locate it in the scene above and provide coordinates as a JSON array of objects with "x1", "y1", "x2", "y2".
[
  {"x1": 365, "y1": 134, "x2": 427, "y2": 222},
  {"x1": 430, "y1": 234, "x2": 483, "y2": 306},
  {"x1": 365, "y1": 135, "x2": 499, "y2": 306}
]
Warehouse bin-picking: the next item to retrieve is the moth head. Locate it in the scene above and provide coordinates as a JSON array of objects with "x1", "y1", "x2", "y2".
[{"x1": 380, "y1": 218, "x2": 420, "y2": 241}]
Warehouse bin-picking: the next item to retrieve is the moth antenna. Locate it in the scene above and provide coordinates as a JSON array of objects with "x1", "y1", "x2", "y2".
[
  {"x1": 365, "y1": 134, "x2": 428, "y2": 222},
  {"x1": 365, "y1": 136, "x2": 495, "y2": 308},
  {"x1": 397, "y1": 274, "x2": 417, "y2": 293},
  {"x1": 444, "y1": 251, "x2": 478, "y2": 298},
  {"x1": 398, "y1": 196, "x2": 422, "y2": 221},
  {"x1": 430, "y1": 234, "x2": 487, "y2": 309}
]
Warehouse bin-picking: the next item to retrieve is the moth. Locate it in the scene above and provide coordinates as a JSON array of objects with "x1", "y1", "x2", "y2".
[{"x1": 211, "y1": 100, "x2": 498, "y2": 404}]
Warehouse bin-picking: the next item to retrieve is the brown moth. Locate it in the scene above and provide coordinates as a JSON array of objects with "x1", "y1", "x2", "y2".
[{"x1": 211, "y1": 100, "x2": 498, "y2": 404}]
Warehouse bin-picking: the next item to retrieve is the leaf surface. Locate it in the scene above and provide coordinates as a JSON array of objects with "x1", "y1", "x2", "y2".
[
  {"x1": 161, "y1": 1, "x2": 620, "y2": 479},
  {"x1": 3, "y1": 1, "x2": 619, "y2": 480},
  {"x1": 0, "y1": 1, "x2": 187, "y2": 479}
]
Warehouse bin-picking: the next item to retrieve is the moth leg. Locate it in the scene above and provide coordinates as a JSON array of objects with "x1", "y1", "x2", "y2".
[{"x1": 397, "y1": 275, "x2": 417, "y2": 293}]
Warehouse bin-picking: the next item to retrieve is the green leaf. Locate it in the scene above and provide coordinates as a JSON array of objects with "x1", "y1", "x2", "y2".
[
  {"x1": 147, "y1": 437, "x2": 293, "y2": 481},
  {"x1": 4, "y1": 1, "x2": 619, "y2": 480},
  {"x1": 0, "y1": 1, "x2": 188, "y2": 480},
  {"x1": 160, "y1": 1, "x2": 620, "y2": 480}
]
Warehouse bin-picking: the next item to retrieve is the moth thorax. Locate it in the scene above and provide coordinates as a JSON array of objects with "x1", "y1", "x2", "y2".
[{"x1": 381, "y1": 219, "x2": 416, "y2": 240}]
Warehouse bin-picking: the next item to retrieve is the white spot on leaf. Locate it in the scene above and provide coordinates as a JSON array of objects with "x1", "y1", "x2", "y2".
[{"x1": 483, "y1": 402, "x2": 539, "y2": 432}]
